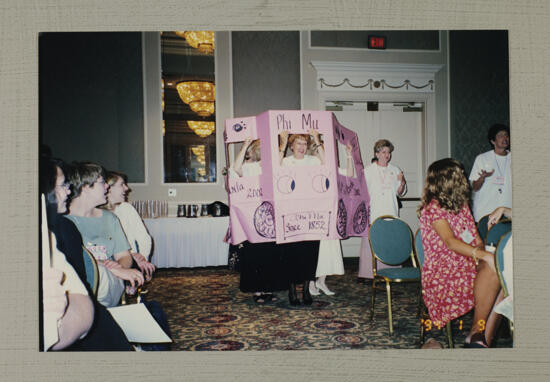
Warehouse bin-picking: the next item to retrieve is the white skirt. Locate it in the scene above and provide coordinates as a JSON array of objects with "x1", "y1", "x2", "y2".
[{"x1": 315, "y1": 239, "x2": 345, "y2": 277}]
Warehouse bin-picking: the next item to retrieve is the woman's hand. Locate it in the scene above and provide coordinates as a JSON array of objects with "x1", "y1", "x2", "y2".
[
  {"x1": 345, "y1": 143, "x2": 352, "y2": 155},
  {"x1": 131, "y1": 252, "x2": 155, "y2": 280},
  {"x1": 472, "y1": 169, "x2": 495, "y2": 191},
  {"x1": 396, "y1": 171, "x2": 406, "y2": 196},
  {"x1": 42, "y1": 267, "x2": 68, "y2": 320},
  {"x1": 309, "y1": 129, "x2": 321, "y2": 145},
  {"x1": 478, "y1": 169, "x2": 495, "y2": 179},
  {"x1": 279, "y1": 131, "x2": 289, "y2": 150},
  {"x1": 109, "y1": 267, "x2": 144, "y2": 287},
  {"x1": 487, "y1": 206, "x2": 512, "y2": 229},
  {"x1": 479, "y1": 250, "x2": 497, "y2": 273},
  {"x1": 243, "y1": 136, "x2": 253, "y2": 148},
  {"x1": 397, "y1": 171, "x2": 405, "y2": 184}
]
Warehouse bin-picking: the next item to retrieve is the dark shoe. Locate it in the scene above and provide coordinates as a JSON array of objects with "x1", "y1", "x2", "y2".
[
  {"x1": 302, "y1": 281, "x2": 313, "y2": 305},
  {"x1": 253, "y1": 294, "x2": 266, "y2": 304},
  {"x1": 263, "y1": 293, "x2": 278, "y2": 303},
  {"x1": 288, "y1": 283, "x2": 300, "y2": 306},
  {"x1": 464, "y1": 332, "x2": 488, "y2": 348}
]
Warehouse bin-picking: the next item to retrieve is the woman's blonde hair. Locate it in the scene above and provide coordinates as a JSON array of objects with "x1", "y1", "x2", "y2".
[
  {"x1": 417, "y1": 158, "x2": 471, "y2": 216},
  {"x1": 288, "y1": 134, "x2": 311, "y2": 151},
  {"x1": 372, "y1": 139, "x2": 394, "y2": 162},
  {"x1": 102, "y1": 170, "x2": 128, "y2": 210}
]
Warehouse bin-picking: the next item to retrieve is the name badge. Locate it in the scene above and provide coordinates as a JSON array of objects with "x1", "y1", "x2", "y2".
[
  {"x1": 492, "y1": 176, "x2": 505, "y2": 185},
  {"x1": 460, "y1": 229, "x2": 474, "y2": 244}
]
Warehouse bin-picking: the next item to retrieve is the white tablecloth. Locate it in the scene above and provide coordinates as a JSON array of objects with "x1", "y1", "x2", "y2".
[{"x1": 144, "y1": 216, "x2": 230, "y2": 268}]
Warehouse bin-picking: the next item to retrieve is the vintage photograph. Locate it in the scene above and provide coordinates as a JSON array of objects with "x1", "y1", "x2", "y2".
[{"x1": 38, "y1": 30, "x2": 512, "y2": 351}]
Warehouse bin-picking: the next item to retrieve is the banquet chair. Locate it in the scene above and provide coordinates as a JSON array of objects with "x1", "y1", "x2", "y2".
[
  {"x1": 369, "y1": 216, "x2": 420, "y2": 335},
  {"x1": 476, "y1": 214, "x2": 491, "y2": 244},
  {"x1": 486, "y1": 220, "x2": 512, "y2": 246},
  {"x1": 495, "y1": 230, "x2": 514, "y2": 337},
  {"x1": 414, "y1": 229, "x2": 454, "y2": 348},
  {"x1": 82, "y1": 246, "x2": 99, "y2": 296}
]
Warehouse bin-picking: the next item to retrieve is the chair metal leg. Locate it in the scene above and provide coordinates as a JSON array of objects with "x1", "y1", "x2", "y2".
[
  {"x1": 419, "y1": 304, "x2": 426, "y2": 345},
  {"x1": 417, "y1": 283, "x2": 423, "y2": 317},
  {"x1": 446, "y1": 322, "x2": 454, "y2": 348},
  {"x1": 386, "y1": 280, "x2": 393, "y2": 335},
  {"x1": 370, "y1": 278, "x2": 376, "y2": 321}
]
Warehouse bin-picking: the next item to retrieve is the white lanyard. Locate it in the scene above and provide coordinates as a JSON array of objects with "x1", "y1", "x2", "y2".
[{"x1": 493, "y1": 152, "x2": 508, "y2": 193}]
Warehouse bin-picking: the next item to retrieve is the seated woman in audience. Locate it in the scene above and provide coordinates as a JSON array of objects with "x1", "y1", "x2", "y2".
[
  {"x1": 103, "y1": 170, "x2": 155, "y2": 281},
  {"x1": 42, "y1": 234, "x2": 94, "y2": 351},
  {"x1": 39, "y1": 156, "x2": 132, "y2": 350},
  {"x1": 418, "y1": 158, "x2": 501, "y2": 348},
  {"x1": 488, "y1": 206, "x2": 513, "y2": 323},
  {"x1": 229, "y1": 137, "x2": 285, "y2": 303},
  {"x1": 278, "y1": 130, "x2": 324, "y2": 305},
  {"x1": 65, "y1": 161, "x2": 144, "y2": 308}
]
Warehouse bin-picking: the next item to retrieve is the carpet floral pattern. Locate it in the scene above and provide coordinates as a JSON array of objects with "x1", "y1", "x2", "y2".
[{"x1": 144, "y1": 262, "x2": 511, "y2": 351}]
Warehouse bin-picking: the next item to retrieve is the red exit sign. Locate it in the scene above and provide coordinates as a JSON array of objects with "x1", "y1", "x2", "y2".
[{"x1": 368, "y1": 35, "x2": 386, "y2": 49}]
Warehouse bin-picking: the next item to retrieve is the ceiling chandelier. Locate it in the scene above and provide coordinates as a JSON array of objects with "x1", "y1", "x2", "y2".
[
  {"x1": 191, "y1": 146, "x2": 205, "y2": 156},
  {"x1": 188, "y1": 121, "x2": 215, "y2": 138},
  {"x1": 176, "y1": 81, "x2": 215, "y2": 117},
  {"x1": 175, "y1": 31, "x2": 215, "y2": 54},
  {"x1": 191, "y1": 145, "x2": 206, "y2": 165}
]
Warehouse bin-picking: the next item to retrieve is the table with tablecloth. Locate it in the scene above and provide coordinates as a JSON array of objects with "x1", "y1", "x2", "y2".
[{"x1": 143, "y1": 216, "x2": 230, "y2": 268}]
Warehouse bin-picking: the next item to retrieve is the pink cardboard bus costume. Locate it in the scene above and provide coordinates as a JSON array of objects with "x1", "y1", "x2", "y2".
[{"x1": 225, "y1": 110, "x2": 370, "y2": 245}]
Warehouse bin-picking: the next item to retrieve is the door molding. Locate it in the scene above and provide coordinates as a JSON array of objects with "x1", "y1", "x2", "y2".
[
  {"x1": 310, "y1": 61, "x2": 443, "y2": 176},
  {"x1": 310, "y1": 61, "x2": 443, "y2": 93}
]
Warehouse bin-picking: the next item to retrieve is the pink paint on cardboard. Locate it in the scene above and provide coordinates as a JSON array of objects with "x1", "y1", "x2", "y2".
[
  {"x1": 225, "y1": 110, "x2": 370, "y2": 245},
  {"x1": 224, "y1": 116, "x2": 258, "y2": 143}
]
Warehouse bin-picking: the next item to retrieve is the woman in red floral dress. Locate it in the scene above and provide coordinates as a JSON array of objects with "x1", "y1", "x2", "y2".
[{"x1": 418, "y1": 158, "x2": 501, "y2": 347}]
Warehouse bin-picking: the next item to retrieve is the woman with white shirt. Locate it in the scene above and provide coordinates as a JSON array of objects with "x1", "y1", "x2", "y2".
[
  {"x1": 358, "y1": 139, "x2": 407, "y2": 279},
  {"x1": 104, "y1": 171, "x2": 155, "y2": 281},
  {"x1": 230, "y1": 137, "x2": 262, "y2": 177},
  {"x1": 278, "y1": 131, "x2": 324, "y2": 305}
]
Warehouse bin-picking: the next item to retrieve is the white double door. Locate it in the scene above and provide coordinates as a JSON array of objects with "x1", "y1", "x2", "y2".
[{"x1": 331, "y1": 102, "x2": 424, "y2": 257}]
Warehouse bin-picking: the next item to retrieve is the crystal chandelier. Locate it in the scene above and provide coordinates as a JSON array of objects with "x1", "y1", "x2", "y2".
[
  {"x1": 191, "y1": 145, "x2": 206, "y2": 165},
  {"x1": 188, "y1": 121, "x2": 215, "y2": 138},
  {"x1": 176, "y1": 81, "x2": 215, "y2": 117},
  {"x1": 175, "y1": 31, "x2": 215, "y2": 54}
]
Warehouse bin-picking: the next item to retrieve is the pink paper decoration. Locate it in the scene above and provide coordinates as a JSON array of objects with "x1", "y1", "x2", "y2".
[{"x1": 225, "y1": 110, "x2": 370, "y2": 244}]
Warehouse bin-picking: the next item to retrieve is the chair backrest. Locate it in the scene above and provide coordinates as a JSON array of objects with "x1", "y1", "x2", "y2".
[
  {"x1": 414, "y1": 228, "x2": 425, "y2": 269},
  {"x1": 486, "y1": 220, "x2": 512, "y2": 246},
  {"x1": 477, "y1": 214, "x2": 490, "y2": 243},
  {"x1": 495, "y1": 230, "x2": 512, "y2": 296},
  {"x1": 369, "y1": 215, "x2": 414, "y2": 266},
  {"x1": 82, "y1": 246, "x2": 99, "y2": 296}
]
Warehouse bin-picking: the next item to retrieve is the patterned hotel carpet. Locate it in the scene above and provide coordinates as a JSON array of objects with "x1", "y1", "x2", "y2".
[{"x1": 141, "y1": 261, "x2": 512, "y2": 351}]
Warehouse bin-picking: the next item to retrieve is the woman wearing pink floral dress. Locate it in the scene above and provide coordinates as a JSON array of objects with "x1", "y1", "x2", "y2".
[{"x1": 418, "y1": 158, "x2": 501, "y2": 348}]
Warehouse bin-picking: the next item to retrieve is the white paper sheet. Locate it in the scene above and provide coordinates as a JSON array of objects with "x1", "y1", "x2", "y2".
[
  {"x1": 41, "y1": 194, "x2": 59, "y2": 351},
  {"x1": 107, "y1": 303, "x2": 172, "y2": 343}
]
